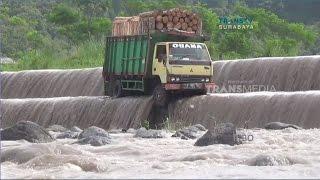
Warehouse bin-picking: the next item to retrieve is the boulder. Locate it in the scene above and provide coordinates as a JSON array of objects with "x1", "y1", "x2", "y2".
[
  {"x1": 172, "y1": 124, "x2": 206, "y2": 140},
  {"x1": 1, "y1": 121, "x2": 55, "y2": 143},
  {"x1": 70, "y1": 126, "x2": 82, "y2": 132},
  {"x1": 46, "y1": 124, "x2": 68, "y2": 132},
  {"x1": 134, "y1": 127, "x2": 166, "y2": 138},
  {"x1": 78, "y1": 126, "x2": 110, "y2": 139},
  {"x1": 194, "y1": 123, "x2": 241, "y2": 146},
  {"x1": 75, "y1": 126, "x2": 111, "y2": 146},
  {"x1": 127, "y1": 128, "x2": 136, "y2": 134},
  {"x1": 247, "y1": 154, "x2": 295, "y2": 166},
  {"x1": 264, "y1": 122, "x2": 301, "y2": 130},
  {"x1": 75, "y1": 136, "x2": 111, "y2": 146},
  {"x1": 56, "y1": 131, "x2": 80, "y2": 139}
]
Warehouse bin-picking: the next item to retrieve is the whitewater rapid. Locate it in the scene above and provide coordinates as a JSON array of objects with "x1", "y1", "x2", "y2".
[{"x1": 1, "y1": 128, "x2": 320, "y2": 179}]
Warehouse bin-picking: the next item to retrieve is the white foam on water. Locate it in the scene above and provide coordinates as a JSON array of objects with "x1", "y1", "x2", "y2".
[{"x1": 1, "y1": 128, "x2": 320, "y2": 179}]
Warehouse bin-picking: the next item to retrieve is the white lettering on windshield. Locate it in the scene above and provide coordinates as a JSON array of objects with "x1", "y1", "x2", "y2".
[{"x1": 172, "y1": 43, "x2": 203, "y2": 49}]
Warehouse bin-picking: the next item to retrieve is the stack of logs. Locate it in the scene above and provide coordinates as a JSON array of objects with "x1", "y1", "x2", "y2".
[
  {"x1": 112, "y1": 8, "x2": 202, "y2": 36},
  {"x1": 151, "y1": 8, "x2": 202, "y2": 34}
]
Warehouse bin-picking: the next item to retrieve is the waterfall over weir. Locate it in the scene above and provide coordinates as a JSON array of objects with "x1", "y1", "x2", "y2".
[
  {"x1": 2, "y1": 91, "x2": 320, "y2": 129},
  {"x1": 213, "y1": 55, "x2": 320, "y2": 92},
  {"x1": 169, "y1": 91, "x2": 320, "y2": 129},
  {"x1": 1, "y1": 96, "x2": 154, "y2": 129},
  {"x1": 1, "y1": 68, "x2": 104, "y2": 99}
]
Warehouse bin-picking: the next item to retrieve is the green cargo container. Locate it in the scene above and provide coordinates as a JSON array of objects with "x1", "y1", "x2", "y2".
[{"x1": 104, "y1": 35, "x2": 148, "y2": 76}]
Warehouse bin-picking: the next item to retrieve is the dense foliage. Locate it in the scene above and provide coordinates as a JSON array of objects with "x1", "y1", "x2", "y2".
[{"x1": 0, "y1": 0, "x2": 319, "y2": 71}]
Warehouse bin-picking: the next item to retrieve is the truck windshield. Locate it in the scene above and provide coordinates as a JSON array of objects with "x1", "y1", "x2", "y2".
[{"x1": 169, "y1": 43, "x2": 210, "y2": 61}]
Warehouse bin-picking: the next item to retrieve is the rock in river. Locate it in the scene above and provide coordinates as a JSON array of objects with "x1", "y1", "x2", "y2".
[
  {"x1": 264, "y1": 122, "x2": 301, "y2": 130},
  {"x1": 172, "y1": 124, "x2": 206, "y2": 140},
  {"x1": 134, "y1": 127, "x2": 166, "y2": 138},
  {"x1": 70, "y1": 126, "x2": 83, "y2": 132},
  {"x1": 46, "y1": 124, "x2": 68, "y2": 132},
  {"x1": 1, "y1": 121, "x2": 55, "y2": 143},
  {"x1": 56, "y1": 131, "x2": 80, "y2": 139},
  {"x1": 75, "y1": 126, "x2": 111, "y2": 146},
  {"x1": 194, "y1": 123, "x2": 241, "y2": 146}
]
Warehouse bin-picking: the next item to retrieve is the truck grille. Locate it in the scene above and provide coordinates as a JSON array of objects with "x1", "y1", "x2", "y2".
[{"x1": 179, "y1": 77, "x2": 205, "y2": 83}]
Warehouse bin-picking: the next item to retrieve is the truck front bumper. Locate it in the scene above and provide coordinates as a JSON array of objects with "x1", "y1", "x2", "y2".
[{"x1": 164, "y1": 82, "x2": 215, "y2": 92}]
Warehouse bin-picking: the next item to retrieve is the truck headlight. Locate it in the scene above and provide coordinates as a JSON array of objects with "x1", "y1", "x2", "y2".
[
  {"x1": 201, "y1": 78, "x2": 205, "y2": 82},
  {"x1": 205, "y1": 78, "x2": 210, "y2": 82},
  {"x1": 176, "y1": 77, "x2": 180, "y2": 81},
  {"x1": 171, "y1": 77, "x2": 176, "y2": 82}
]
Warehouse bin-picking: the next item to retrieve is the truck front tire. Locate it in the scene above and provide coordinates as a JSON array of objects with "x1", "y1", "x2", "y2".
[{"x1": 153, "y1": 84, "x2": 167, "y2": 106}]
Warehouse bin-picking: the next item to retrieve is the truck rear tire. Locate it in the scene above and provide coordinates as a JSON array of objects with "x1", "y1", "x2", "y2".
[
  {"x1": 153, "y1": 84, "x2": 167, "y2": 106},
  {"x1": 112, "y1": 80, "x2": 123, "y2": 97}
]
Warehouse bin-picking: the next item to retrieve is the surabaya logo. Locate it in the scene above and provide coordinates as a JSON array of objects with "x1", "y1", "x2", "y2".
[{"x1": 172, "y1": 43, "x2": 202, "y2": 49}]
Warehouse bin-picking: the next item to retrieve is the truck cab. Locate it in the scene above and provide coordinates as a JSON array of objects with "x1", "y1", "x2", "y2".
[{"x1": 151, "y1": 42, "x2": 214, "y2": 105}]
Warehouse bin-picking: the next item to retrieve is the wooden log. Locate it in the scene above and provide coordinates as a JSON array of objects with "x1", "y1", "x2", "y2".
[
  {"x1": 179, "y1": 18, "x2": 184, "y2": 23},
  {"x1": 156, "y1": 15, "x2": 163, "y2": 22},
  {"x1": 167, "y1": 22, "x2": 174, "y2": 29},
  {"x1": 176, "y1": 11, "x2": 182, "y2": 18},
  {"x1": 173, "y1": 16, "x2": 179, "y2": 23},
  {"x1": 156, "y1": 22, "x2": 164, "y2": 30},
  {"x1": 184, "y1": 17, "x2": 190, "y2": 23},
  {"x1": 168, "y1": 15, "x2": 173, "y2": 22},
  {"x1": 192, "y1": 19, "x2": 198, "y2": 25},
  {"x1": 182, "y1": 10, "x2": 187, "y2": 18},
  {"x1": 192, "y1": 25, "x2": 198, "y2": 31},
  {"x1": 174, "y1": 22, "x2": 182, "y2": 29},
  {"x1": 181, "y1": 22, "x2": 188, "y2": 30},
  {"x1": 162, "y1": 16, "x2": 169, "y2": 24},
  {"x1": 187, "y1": 27, "x2": 193, "y2": 32}
]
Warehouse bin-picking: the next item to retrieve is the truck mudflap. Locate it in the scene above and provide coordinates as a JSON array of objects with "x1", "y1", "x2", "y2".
[{"x1": 165, "y1": 83, "x2": 215, "y2": 92}]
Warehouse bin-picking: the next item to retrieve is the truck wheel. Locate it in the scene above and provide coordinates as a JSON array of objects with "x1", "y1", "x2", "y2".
[
  {"x1": 200, "y1": 89, "x2": 207, "y2": 95},
  {"x1": 153, "y1": 84, "x2": 167, "y2": 106},
  {"x1": 112, "y1": 80, "x2": 123, "y2": 97},
  {"x1": 104, "y1": 81, "x2": 109, "y2": 96}
]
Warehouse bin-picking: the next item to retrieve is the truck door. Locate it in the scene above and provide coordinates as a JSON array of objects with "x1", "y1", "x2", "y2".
[{"x1": 152, "y1": 44, "x2": 167, "y2": 83}]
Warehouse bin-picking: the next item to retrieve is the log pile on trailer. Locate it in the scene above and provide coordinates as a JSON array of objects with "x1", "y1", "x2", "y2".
[{"x1": 112, "y1": 8, "x2": 202, "y2": 36}]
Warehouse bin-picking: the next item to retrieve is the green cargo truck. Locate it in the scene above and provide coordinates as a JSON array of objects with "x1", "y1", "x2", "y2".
[{"x1": 102, "y1": 31, "x2": 215, "y2": 105}]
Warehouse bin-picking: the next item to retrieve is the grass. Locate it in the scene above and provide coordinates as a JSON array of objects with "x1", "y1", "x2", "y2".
[{"x1": 1, "y1": 40, "x2": 104, "y2": 71}]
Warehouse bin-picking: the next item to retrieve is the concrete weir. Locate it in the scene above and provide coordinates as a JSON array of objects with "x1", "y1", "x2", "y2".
[
  {"x1": 1, "y1": 96, "x2": 154, "y2": 129},
  {"x1": 213, "y1": 55, "x2": 320, "y2": 92},
  {"x1": 168, "y1": 91, "x2": 320, "y2": 129},
  {"x1": 1, "y1": 68, "x2": 104, "y2": 99},
  {"x1": 1, "y1": 91, "x2": 320, "y2": 129}
]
